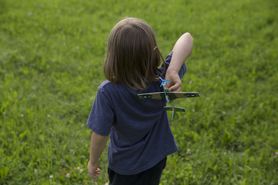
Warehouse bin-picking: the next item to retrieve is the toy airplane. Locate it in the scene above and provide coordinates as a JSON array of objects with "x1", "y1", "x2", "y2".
[
  {"x1": 138, "y1": 52, "x2": 200, "y2": 119},
  {"x1": 137, "y1": 91, "x2": 199, "y2": 101},
  {"x1": 137, "y1": 91, "x2": 200, "y2": 119}
]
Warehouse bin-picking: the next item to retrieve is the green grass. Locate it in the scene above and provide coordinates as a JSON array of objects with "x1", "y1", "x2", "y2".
[{"x1": 0, "y1": 0, "x2": 277, "y2": 184}]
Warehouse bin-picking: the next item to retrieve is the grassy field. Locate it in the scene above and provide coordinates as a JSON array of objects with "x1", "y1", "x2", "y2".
[{"x1": 0, "y1": 0, "x2": 278, "y2": 184}]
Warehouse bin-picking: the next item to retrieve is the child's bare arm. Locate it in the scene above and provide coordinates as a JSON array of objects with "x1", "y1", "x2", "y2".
[
  {"x1": 166, "y1": 32, "x2": 193, "y2": 91},
  {"x1": 88, "y1": 132, "x2": 108, "y2": 179}
]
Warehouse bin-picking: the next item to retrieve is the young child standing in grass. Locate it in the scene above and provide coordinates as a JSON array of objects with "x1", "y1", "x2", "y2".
[{"x1": 87, "y1": 17, "x2": 193, "y2": 185}]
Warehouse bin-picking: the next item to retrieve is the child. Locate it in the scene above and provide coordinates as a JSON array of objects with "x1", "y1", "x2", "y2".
[{"x1": 87, "y1": 17, "x2": 193, "y2": 185}]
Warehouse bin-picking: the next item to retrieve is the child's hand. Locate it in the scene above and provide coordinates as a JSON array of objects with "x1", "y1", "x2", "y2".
[
  {"x1": 88, "y1": 160, "x2": 101, "y2": 180},
  {"x1": 165, "y1": 70, "x2": 182, "y2": 92}
]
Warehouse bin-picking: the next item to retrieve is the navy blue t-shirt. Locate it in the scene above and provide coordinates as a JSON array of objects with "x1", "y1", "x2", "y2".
[{"x1": 87, "y1": 52, "x2": 186, "y2": 175}]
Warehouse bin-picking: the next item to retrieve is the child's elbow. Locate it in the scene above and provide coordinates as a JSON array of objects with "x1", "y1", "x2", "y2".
[
  {"x1": 182, "y1": 32, "x2": 193, "y2": 54},
  {"x1": 183, "y1": 32, "x2": 193, "y2": 42}
]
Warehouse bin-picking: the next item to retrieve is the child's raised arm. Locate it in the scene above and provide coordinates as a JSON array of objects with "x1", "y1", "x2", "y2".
[{"x1": 166, "y1": 32, "x2": 193, "y2": 91}]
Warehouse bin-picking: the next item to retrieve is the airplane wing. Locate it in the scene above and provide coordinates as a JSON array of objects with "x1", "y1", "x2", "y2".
[
  {"x1": 164, "y1": 106, "x2": 186, "y2": 112},
  {"x1": 137, "y1": 92, "x2": 199, "y2": 101},
  {"x1": 165, "y1": 106, "x2": 186, "y2": 120}
]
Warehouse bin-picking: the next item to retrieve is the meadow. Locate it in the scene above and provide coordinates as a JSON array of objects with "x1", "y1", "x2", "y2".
[{"x1": 0, "y1": 0, "x2": 277, "y2": 184}]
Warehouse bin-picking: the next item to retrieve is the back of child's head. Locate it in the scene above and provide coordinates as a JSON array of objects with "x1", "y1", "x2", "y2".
[{"x1": 104, "y1": 17, "x2": 162, "y2": 90}]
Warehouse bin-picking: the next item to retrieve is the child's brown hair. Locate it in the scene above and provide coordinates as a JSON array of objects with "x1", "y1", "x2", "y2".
[{"x1": 104, "y1": 17, "x2": 162, "y2": 89}]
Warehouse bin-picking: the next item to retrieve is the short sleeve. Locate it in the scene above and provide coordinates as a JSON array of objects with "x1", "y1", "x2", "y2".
[
  {"x1": 178, "y1": 63, "x2": 187, "y2": 79},
  {"x1": 157, "y1": 51, "x2": 187, "y2": 79},
  {"x1": 87, "y1": 87, "x2": 114, "y2": 136}
]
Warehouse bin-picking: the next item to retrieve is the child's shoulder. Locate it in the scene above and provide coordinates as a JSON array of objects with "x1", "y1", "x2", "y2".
[
  {"x1": 98, "y1": 80, "x2": 162, "y2": 95},
  {"x1": 99, "y1": 80, "x2": 111, "y2": 89},
  {"x1": 98, "y1": 80, "x2": 114, "y2": 93},
  {"x1": 98, "y1": 80, "x2": 123, "y2": 94}
]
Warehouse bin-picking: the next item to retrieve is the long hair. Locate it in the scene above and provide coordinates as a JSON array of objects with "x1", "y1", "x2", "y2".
[{"x1": 104, "y1": 17, "x2": 162, "y2": 89}]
